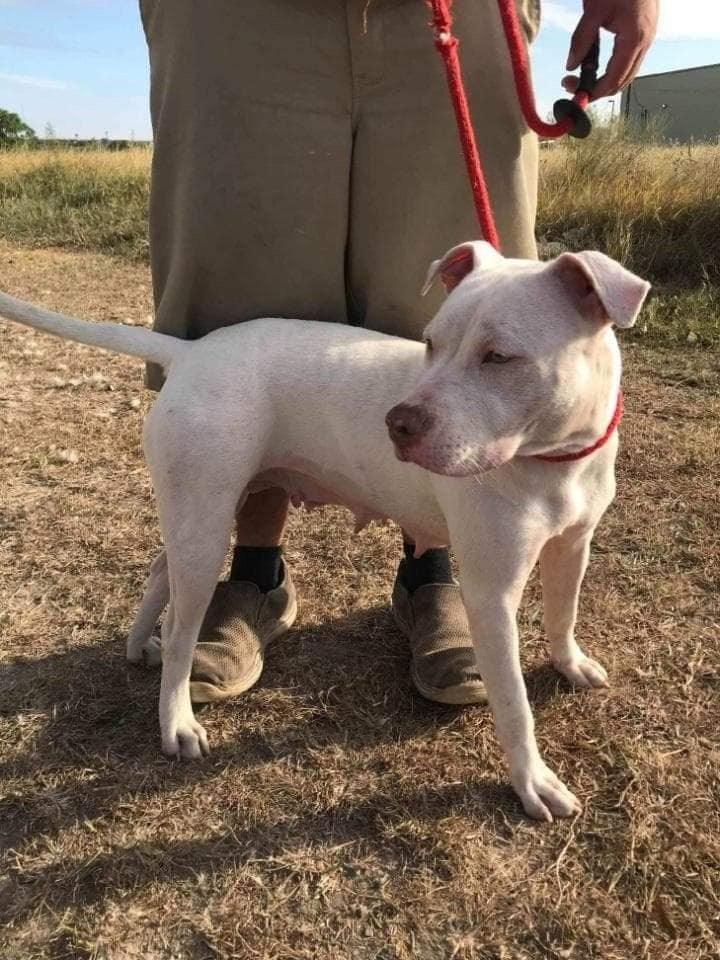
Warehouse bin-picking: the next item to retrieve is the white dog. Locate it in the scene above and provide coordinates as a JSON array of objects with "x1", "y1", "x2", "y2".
[{"x1": 0, "y1": 241, "x2": 649, "y2": 821}]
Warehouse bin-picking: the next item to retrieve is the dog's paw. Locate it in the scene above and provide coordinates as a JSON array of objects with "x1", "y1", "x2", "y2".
[
  {"x1": 126, "y1": 644, "x2": 144, "y2": 664},
  {"x1": 554, "y1": 653, "x2": 608, "y2": 689},
  {"x1": 162, "y1": 717, "x2": 210, "y2": 760},
  {"x1": 511, "y1": 761, "x2": 582, "y2": 822},
  {"x1": 142, "y1": 634, "x2": 163, "y2": 668},
  {"x1": 126, "y1": 634, "x2": 163, "y2": 667}
]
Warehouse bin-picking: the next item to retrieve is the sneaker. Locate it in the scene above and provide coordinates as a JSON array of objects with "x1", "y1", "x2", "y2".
[
  {"x1": 189, "y1": 565, "x2": 297, "y2": 703},
  {"x1": 392, "y1": 576, "x2": 487, "y2": 705}
]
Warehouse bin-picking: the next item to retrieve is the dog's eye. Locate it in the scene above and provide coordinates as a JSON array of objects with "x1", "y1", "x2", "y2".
[{"x1": 482, "y1": 350, "x2": 511, "y2": 364}]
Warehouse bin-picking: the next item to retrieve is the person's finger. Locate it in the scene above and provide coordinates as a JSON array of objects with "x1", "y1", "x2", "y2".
[
  {"x1": 591, "y1": 34, "x2": 641, "y2": 98},
  {"x1": 566, "y1": 11, "x2": 602, "y2": 71},
  {"x1": 616, "y1": 47, "x2": 650, "y2": 91},
  {"x1": 564, "y1": 51, "x2": 647, "y2": 102}
]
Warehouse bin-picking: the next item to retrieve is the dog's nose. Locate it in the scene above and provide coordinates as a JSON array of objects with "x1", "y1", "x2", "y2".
[{"x1": 385, "y1": 403, "x2": 434, "y2": 445}]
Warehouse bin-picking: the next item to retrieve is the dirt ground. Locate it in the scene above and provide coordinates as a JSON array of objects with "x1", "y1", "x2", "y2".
[{"x1": 1, "y1": 241, "x2": 718, "y2": 959}]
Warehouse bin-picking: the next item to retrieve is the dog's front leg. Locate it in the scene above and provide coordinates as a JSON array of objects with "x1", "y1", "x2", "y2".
[
  {"x1": 452, "y1": 527, "x2": 581, "y2": 821},
  {"x1": 540, "y1": 530, "x2": 609, "y2": 688}
]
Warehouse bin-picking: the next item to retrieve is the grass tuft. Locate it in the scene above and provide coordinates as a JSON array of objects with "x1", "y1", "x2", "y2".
[
  {"x1": 538, "y1": 138, "x2": 720, "y2": 288},
  {"x1": 0, "y1": 148, "x2": 150, "y2": 260}
]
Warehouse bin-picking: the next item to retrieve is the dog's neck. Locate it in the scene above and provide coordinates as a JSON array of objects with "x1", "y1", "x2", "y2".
[
  {"x1": 530, "y1": 390, "x2": 623, "y2": 463},
  {"x1": 515, "y1": 331, "x2": 623, "y2": 464}
]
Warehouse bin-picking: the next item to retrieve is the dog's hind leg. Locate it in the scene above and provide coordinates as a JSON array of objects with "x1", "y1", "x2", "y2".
[
  {"x1": 142, "y1": 395, "x2": 263, "y2": 757},
  {"x1": 126, "y1": 549, "x2": 169, "y2": 664},
  {"x1": 152, "y1": 470, "x2": 241, "y2": 759}
]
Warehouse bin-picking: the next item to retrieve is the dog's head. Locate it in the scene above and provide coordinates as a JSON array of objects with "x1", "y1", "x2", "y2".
[{"x1": 385, "y1": 241, "x2": 649, "y2": 476}]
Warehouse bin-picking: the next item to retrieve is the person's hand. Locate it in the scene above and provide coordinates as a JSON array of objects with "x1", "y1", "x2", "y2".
[{"x1": 563, "y1": 0, "x2": 659, "y2": 100}]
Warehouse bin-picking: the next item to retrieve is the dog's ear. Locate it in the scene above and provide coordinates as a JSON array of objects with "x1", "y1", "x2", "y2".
[
  {"x1": 551, "y1": 251, "x2": 650, "y2": 329},
  {"x1": 422, "y1": 240, "x2": 503, "y2": 296}
]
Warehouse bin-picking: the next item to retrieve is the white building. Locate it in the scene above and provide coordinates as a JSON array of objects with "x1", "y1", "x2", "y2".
[{"x1": 621, "y1": 63, "x2": 720, "y2": 142}]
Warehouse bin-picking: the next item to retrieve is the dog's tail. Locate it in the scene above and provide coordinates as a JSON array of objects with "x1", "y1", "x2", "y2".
[{"x1": 0, "y1": 291, "x2": 187, "y2": 369}]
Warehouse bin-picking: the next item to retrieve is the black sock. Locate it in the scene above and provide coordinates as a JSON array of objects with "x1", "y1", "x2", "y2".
[
  {"x1": 398, "y1": 542, "x2": 454, "y2": 594},
  {"x1": 229, "y1": 545, "x2": 283, "y2": 592}
]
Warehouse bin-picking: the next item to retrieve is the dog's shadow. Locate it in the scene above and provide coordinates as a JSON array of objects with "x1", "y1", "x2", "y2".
[
  {"x1": 1, "y1": 604, "x2": 573, "y2": 923},
  {"x1": 1, "y1": 603, "x2": 567, "y2": 769}
]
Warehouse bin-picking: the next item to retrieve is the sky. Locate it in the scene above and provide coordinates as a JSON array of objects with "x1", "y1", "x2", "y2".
[{"x1": 1, "y1": 0, "x2": 719, "y2": 140}]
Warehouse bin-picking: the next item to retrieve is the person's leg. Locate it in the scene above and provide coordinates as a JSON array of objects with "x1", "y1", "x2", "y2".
[
  {"x1": 141, "y1": 0, "x2": 352, "y2": 356},
  {"x1": 231, "y1": 490, "x2": 288, "y2": 594},
  {"x1": 348, "y1": 0, "x2": 539, "y2": 338},
  {"x1": 347, "y1": 0, "x2": 540, "y2": 704},
  {"x1": 139, "y1": 0, "x2": 353, "y2": 696},
  {"x1": 235, "y1": 491, "x2": 290, "y2": 549},
  {"x1": 141, "y1": 0, "x2": 355, "y2": 564}
]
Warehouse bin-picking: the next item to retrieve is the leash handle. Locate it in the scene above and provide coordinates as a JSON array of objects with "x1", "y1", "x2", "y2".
[
  {"x1": 552, "y1": 35, "x2": 599, "y2": 138},
  {"x1": 426, "y1": 0, "x2": 599, "y2": 246},
  {"x1": 492, "y1": 0, "x2": 598, "y2": 139},
  {"x1": 577, "y1": 35, "x2": 600, "y2": 95}
]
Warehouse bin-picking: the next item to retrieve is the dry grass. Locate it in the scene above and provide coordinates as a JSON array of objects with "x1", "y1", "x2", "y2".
[
  {"x1": 0, "y1": 148, "x2": 150, "y2": 261},
  {"x1": 1, "y1": 242, "x2": 719, "y2": 959},
  {"x1": 0, "y1": 147, "x2": 152, "y2": 179},
  {"x1": 3, "y1": 140, "x2": 719, "y2": 285},
  {"x1": 538, "y1": 138, "x2": 720, "y2": 348},
  {"x1": 539, "y1": 140, "x2": 720, "y2": 286}
]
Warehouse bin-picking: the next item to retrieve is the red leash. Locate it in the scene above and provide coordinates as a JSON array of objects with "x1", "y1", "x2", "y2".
[
  {"x1": 494, "y1": 0, "x2": 596, "y2": 140},
  {"x1": 426, "y1": 0, "x2": 622, "y2": 463},
  {"x1": 426, "y1": 0, "x2": 500, "y2": 247},
  {"x1": 426, "y1": 0, "x2": 598, "y2": 249}
]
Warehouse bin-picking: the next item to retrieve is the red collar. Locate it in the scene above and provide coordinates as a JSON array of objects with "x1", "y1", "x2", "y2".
[{"x1": 532, "y1": 392, "x2": 624, "y2": 463}]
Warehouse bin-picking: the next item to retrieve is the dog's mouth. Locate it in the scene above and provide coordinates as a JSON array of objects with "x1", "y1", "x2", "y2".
[
  {"x1": 390, "y1": 426, "x2": 522, "y2": 477},
  {"x1": 391, "y1": 439, "x2": 498, "y2": 477},
  {"x1": 392, "y1": 441, "x2": 417, "y2": 464}
]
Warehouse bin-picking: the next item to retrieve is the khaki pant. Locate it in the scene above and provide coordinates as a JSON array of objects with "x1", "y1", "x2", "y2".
[{"x1": 140, "y1": 0, "x2": 540, "y2": 389}]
